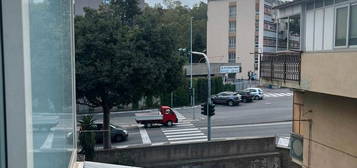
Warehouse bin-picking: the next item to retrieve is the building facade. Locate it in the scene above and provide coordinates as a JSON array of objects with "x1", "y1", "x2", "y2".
[
  {"x1": 1, "y1": 0, "x2": 77, "y2": 168},
  {"x1": 207, "y1": 0, "x2": 279, "y2": 80},
  {"x1": 261, "y1": 0, "x2": 357, "y2": 167}
]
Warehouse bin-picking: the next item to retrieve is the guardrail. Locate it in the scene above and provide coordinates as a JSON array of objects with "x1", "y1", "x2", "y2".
[{"x1": 260, "y1": 51, "x2": 301, "y2": 83}]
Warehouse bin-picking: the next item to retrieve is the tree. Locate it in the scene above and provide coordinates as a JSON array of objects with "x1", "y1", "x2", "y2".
[{"x1": 75, "y1": 1, "x2": 185, "y2": 149}]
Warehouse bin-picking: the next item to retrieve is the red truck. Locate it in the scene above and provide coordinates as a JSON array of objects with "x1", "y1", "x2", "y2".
[{"x1": 135, "y1": 106, "x2": 178, "y2": 128}]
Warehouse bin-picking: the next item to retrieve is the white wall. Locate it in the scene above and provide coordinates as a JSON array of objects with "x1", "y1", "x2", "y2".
[{"x1": 207, "y1": 0, "x2": 229, "y2": 63}]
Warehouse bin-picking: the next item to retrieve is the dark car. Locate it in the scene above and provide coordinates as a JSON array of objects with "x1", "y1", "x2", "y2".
[
  {"x1": 67, "y1": 123, "x2": 128, "y2": 143},
  {"x1": 237, "y1": 90, "x2": 254, "y2": 103},
  {"x1": 93, "y1": 123, "x2": 128, "y2": 142},
  {"x1": 211, "y1": 91, "x2": 242, "y2": 106}
]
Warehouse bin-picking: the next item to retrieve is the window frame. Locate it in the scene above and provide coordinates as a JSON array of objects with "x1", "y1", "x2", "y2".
[
  {"x1": 334, "y1": 4, "x2": 350, "y2": 48},
  {"x1": 349, "y1": 3, "x2": 357, "y2": 47}
]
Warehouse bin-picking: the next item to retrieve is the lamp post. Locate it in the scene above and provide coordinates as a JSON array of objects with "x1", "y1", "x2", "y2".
[
  {"x1": 191, "y1": 51, "x2": 211, "y2": 141},
  {"x1": 190, "y1": 17, "x2": 195, "y2": 120}
]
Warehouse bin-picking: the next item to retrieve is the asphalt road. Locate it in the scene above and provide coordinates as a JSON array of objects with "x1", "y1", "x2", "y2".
[{"x1": 103, "y1": 88, "x2": 294, "y2": 148}]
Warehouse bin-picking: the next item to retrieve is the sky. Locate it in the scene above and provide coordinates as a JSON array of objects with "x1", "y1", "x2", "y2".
[{"x1": 146, "y1": 0, "x2": 207, "y2": 8}]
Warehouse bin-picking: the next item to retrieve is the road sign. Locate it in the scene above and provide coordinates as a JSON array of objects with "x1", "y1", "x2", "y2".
[{"x1": 220, "y1": 66, "x2": 240, "y2": 73}]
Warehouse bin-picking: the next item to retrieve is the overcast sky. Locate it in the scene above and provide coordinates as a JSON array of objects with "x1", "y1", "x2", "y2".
[{"x1": 146, "y1": 0, "x2": 207, "y2": 8}]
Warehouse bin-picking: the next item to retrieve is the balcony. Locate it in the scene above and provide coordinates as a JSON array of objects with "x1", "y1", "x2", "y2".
[{"x1": 260, "y1": 52, "x2": 301, "y2": 88}]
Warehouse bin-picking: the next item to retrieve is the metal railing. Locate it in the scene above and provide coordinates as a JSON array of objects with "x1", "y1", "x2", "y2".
[{"x1": 260, "y1": 51, "x2": 301, "y2": 83}]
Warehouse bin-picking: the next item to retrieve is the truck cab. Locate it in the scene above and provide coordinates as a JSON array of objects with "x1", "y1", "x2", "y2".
[{"x1": 160, "y1": 106, "x2": 178, "y2": 126}]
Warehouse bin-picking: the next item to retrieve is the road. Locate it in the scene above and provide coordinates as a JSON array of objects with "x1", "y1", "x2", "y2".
[{"x1": 104, "y1": 88, "x2": 293, "y2": 148}]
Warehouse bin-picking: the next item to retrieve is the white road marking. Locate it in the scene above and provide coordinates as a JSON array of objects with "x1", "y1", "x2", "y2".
[
  {"x1": 139, "y1": 127, "x2": 151, "y2": 144},
  {"x1": 200, "y1": 121, "x2": 292, "y2": 130},
  {"x1": 162, "y1": 128, "x2": 199, "y2": 132},
  {"x1": 164, "y1": 130, "x2": 202, "y2": 135},
  {"x1": 151, "y1": 142, "x2": 167, "y2": 146},
  {"x1": 40, "y1": 132, "x2": 54, "y2": 150},
  {"x1": 170, "y1": 139, "x2": 207, "y2": 144},
  {"x1": 166, "y1": 133, "x2": 205, "y2": 138},
  {"x1": 168, "y1": 136, "x2": 207, "y2": 141}
]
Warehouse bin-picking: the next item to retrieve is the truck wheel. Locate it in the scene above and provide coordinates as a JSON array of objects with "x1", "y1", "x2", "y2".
[
  {"x1": 147, "y1": 123, "x2": 153, "y2": 128},
  {"x1": 144, "y1": 123, "x2": 148, "y2": 128},
  {"x1": 167, "y1": 121, "x2": 173, "y2": 127}
]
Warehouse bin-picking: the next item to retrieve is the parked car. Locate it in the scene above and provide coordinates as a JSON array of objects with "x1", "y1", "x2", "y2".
[
  {"x1": 211, "y1": 91, "x2": 241, "y2": 106},
  {"x1": 92, "y1": 123, "x2": 128, "y2": 142},
  {"x1": 244, "y1": 88, "x2": 264, "y2": 100},
  {"x1": 237, "y1": 90, "x2": 254, "y2": 103},
  {"x1": 67, "y1": 123, "x2": 128, "y2": 143}
]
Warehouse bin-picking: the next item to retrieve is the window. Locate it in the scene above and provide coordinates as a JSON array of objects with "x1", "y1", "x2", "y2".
[
  {"x1": 29, "y1": 0, "x2": 75, "y2": 168},
  {"x1": 228, "y1": 52, "x2": 236, "y2": 63},
  {"x1": 350, "y1": 5, "x2": 357, "y2": 45},
  {"x1": 229, "y1": 37, "x2": 236, "y2": 48},
  {"x1": 335, "y1": 0, "x2": 348, "y2": 3},
  {"x1": 325, "y1": 0, "x2": 334, "y2": 6},
  {"x1": 229, "y1": 22, "x2": 236, "y2": 33},
  {"x1": 278, "y1": 18, "x2": 288, "y2": 51},
  {"x1": 0, "y1": 23, "x2": 5, "y2": 168},
  {"x1": 335, "y1": 6, "x2": 348, "y2": 47},
  {"x1": 315, "y1": 0, "x2": 324, "y2": 8},
  {"x1": 229, "y1": 6, "x2": 237, "y2": 18}
]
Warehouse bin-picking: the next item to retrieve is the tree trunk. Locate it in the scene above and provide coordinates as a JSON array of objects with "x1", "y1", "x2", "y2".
[{"x1": 103, "y1": 105, "x2": 111, "y2": 149}]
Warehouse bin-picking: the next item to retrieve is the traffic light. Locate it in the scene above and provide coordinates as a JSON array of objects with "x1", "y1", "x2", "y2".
[
  {"x1": 209, "y1": 103, "x2": 215, "y2": 116},
  {"x1": 201, "y1": 103, "x2": 207, "y2": 115},
  {"x1": 201, "y1": 103, "x2": 215, "y2": 116}
]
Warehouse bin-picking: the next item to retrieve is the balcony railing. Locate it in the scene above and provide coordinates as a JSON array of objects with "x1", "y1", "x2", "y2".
[{"x1": 260, "y1": 51, "x2": 301, "y2": 83}]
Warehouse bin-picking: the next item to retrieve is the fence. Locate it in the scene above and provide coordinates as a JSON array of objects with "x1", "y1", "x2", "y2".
[{"x1": 260, "y1": 52, "x2": 301, "y2": 83}]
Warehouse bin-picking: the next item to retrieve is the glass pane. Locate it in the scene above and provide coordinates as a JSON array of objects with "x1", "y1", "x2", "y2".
[
  {"x1": 0, "y1": 28, "x2": 5, "y2": 168},
  {"x1": 315, "y1": 0, "x2": 324, "y2": 8},
  {"x1": 350, "y1": 5, "x2": 357, "y2": 45},
  {"x1": 29, "y1": 0, "x2": 74, "y2": 168},
  {"x1": 307, "y1": 0, "x2": 315, "y2": 10},
  {"x1": 229, "y1": 6, "x2": 237, "y2": 18},
  {"x1": 324, "y1": 0, "x2": 334, "y2": 6},
  {"x1": 335, "y1": 7, "x2": 348, "y2": 46},
  {"x1": 289, "y1": 15, "x2": 301, "y2": 50},
  {"x1": 278, "y1": 18, "x2": 289, "y2": 51},
  {"x1": 335, "y1": 0, "x2": 348, "y2": 3}
]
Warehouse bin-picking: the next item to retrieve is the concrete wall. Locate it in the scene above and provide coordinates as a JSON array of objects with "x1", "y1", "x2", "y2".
[
  {"x1": 207, "y1": 0, "x2": 230, "y2": 63},
  {"x1": 300, "y1": 51, "x2": 357, "y2": 99},
  {"x1": 261, "y1": 51, "x2": 357, "y2": 99},
  {"x1": 207, "y1": 0, "x2": 256, "y2": 79},
  {"x1": 293, "y1": 91, "x2": 357, "y2": 168},
  {"x1": 236, "y1": 0, "x2": 256, "y2": 79},
  {"x1": 183, "y1": 63, "x2": 241, "y2": 76},
  {"x1": 94, "y1": 137, "x2": 300, "y2": 168}
]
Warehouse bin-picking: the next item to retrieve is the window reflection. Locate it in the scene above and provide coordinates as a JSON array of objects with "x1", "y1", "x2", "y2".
[
  {"x1": 289, "y1": 15, "x2": 300, "y2": 50},
  {"x1": 0, "y1": 30, "x2": 5, "y2": 168},
  {"x1": 278, "y1": 18, "x2": 288, "y2": 51},
  {"x1": 29, "y1": 0, "x2": 74, "y2": 168},
  {"x1": 277, "y1": 15, "x2": 300, "y2": 51}
]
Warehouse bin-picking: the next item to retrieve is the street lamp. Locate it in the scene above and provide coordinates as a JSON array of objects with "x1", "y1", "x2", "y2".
[{"x1": 191, "y1": 51, "x2": 212, "y2": 141}]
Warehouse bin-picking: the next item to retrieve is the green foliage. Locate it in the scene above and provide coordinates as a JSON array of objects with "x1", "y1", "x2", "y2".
[
  {"x1": 78, "y1": 116, "x2": 96, "y2": 161},
  {"x1": 161, "y1": 77, "x2": 236, "y2": 107}
]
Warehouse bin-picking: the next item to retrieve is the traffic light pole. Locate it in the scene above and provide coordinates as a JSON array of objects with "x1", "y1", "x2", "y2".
[{"x1": 192, "y1": 51, "x2": 211, "y2": 141}]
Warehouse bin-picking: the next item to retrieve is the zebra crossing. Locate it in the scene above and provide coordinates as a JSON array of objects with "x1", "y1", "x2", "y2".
[
  {"x1": 162, "y1": 111, "x2": 207, "y2": 144},
  {"x1": 264, "y1": 92, "x2": 293, "y2": 98}
]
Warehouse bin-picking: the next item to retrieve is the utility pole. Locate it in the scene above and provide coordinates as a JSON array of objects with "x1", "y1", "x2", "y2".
[
  {"x1": 190, "y1": 17, "x2": 195, "y2": 120},
  {"x1": 191, "y1": 51, "x2": 211, "y2": 141}
]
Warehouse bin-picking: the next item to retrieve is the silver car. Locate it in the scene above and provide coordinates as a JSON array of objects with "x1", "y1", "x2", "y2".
[{"x1": 244, "y1": 88, "x2": 264, "y2": 100}]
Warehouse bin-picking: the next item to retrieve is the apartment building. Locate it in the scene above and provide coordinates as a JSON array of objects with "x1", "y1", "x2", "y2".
[
  {"x1": 207, "y1": 0, "x2": 279, "y2": 80},
  {"x1": 261, "y1": 0, "x2": 357, "y2": 167}
]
